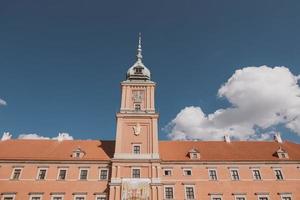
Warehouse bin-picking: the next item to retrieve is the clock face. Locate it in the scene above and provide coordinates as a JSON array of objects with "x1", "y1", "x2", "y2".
[{"x1": 132, "y1": 90, "x2": 144, "y2": 103}]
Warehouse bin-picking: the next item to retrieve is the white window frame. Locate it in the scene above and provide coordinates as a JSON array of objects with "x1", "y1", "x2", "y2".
[
  {"x1": 51, "y1": 195, "x2": 64, "y2": 200},
  {"x1": 57, "y1": 168, "x2": 68, "y2": 180},
  {"x1": 230, "y1": 168, "x2": 240, "y2": 181},
  {"x1": 164, "y1": 185, "x2": 175, "y2": 199},
  {"x1": 36, "y1": 168, "x2": 48, "y2": 180},
  {"x1": 183, "y1": 168, "x2": 192, "y2": 176},
  {"x1": 234, "y1": 195, "x2": 247, "y2": 200},
  {"x1": 273, "y1": 168, "x2": 284, "y2": 180},
  {"x1": 132, "y1": 144, "x2": 141, "y2": 154},
  {"x1": 252, "y1": 168, "x2": 262, "y2": 180},
  {"x1": 78, "y1": 168, "x2": 89, "y2": 180},
  {"x1": 1, "y1": 194, "x2": 16, "y2": 200},
  {"x1": 163, "y1": 168, "x2": 172, "y2": 176},
  {"x1": 131, "y1": 167, "x2": 141, "y2": 178},
  {"x1": 280, "y1": 193, "x2": 292, "y2": 200},
  {"x1": 210, "y1": 194, "x2": 223, "y2": 200},
  {"x1": 73, "y1": 195, "x2": 86, "y2": 200},
  {"x1": 208, "y1": 169, "x2": 218, "y2": 181},
  {"x1": 95, "y1": 195, "x2": 106, "y2": 200},
  {"x1": 29, "y1": 194, "x2": 43, "y2": 200},
  {"x1": 257, "y1": 195, "x2": 269, "y2": 200},
  {"x1": 10, "y1": 168, "x2": 23, "y2": 180},
  {"x1": 184, "y1": 185, "x2": 196, "y2": 200},
  {"x1": 99, "y1": 168, "x2": 109, "y2": 180}
]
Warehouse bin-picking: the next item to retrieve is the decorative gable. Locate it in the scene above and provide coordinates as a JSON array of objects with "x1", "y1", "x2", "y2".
[
  {"x1": 72, "y1": 147, "x2": 86, "y2": 158},
  {"x1": 188, "y1": 148, "x2": 200, "y2": 159},
  {"x1": 275, "y1": 147, "x2": 289, "y2": 159}
]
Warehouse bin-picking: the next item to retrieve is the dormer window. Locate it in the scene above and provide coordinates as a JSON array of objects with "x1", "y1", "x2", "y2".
[
  {"x1": 72, "y1": 147, "x2": 85, "y2": 159},
  {"x1": 188, "y1": 148, "x2": 200, "y2": 159},
  {"x1": 275, "y1": 147, "x2": 289, "y2": 159}
]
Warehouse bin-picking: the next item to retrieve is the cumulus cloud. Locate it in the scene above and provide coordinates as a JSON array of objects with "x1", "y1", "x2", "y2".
[
  {"x1": 0, "y1": 98, "x2": 7, "y2": 106},
  {"x1": 167, "y1": 66, "x2": 300, "y2": 141},
  {"x1": 18, "y1": 132, "x2": 73, "y2": 140}
]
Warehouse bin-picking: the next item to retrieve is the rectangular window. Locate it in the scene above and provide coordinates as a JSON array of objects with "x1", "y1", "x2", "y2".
[
  {"x1": 230, "y1": 169, "x2": 240, "y2": 180},
  {"x1": 235, "y1": 196, "x2": 246, "y2": 200},
  {"x1": 51, "y1": 196, "x2": 63, "y2": 200},
  {"x1": 74, "y1": 197, "x2": 85, "y2": 200},
  {"x1": 274, "y1": 169, "x2": 284, "y2": 180},
  {"x1": 37, "y1": 169, "x2": 47, "y2": 180},
  {"x1": 183, "y1": 169, "x2": 192, "y2": 176},
  {"x1": 96, "y1": 196, "x2": 106, "y2": 200},
  {"x1": 57, "y1": 169, "x2": 67, "y2": 180},
  {"x1": 258, "y1": 197, "x2": 269, "y2": 200},
  {"x1": 252, "y1": 169, "x2": 262, "y2": 180},
  {"x1": 100, "y1": 169, "x2": 108, "y2": 180},
  {"x1": 79, "y1": 169, "x2": 88, "y2": 180},
  {"x1": 4, "y1": 198, "x2": 14, "y2": 200},
  {"x1": 2, "y1": 195, "x2": 15, "y2": 200},
  {"x1": 163, "y1": 169, "x2": 172, "y2": 176},
  {"x1": 30, "y1": 196, "x2": 42, "y2": 200},
  {"x1": 132, "y1": 168, "x2": 140, "y2": 178},
  {"x1": 164, "y1": 187, "x2": 174, "y2": 199},
  {"x1": 133, "y1": 145, "x2": 141, "y2": 154},
  {"x1": 185, "y1": 186, "x2": 195, "y2": 199},
  {"x1": 212, "y1": 198, "x2": 222, "y2": 200},
  {"x1": 282, "y1": 197, "x2": 292, "y2": 200},
  {"x1": 11, "y1": 168, "x2": 22, "y2": 180},
  {"x1": 209, "y1": 169, "x2": 218, "y2": 180},
  {"x1": 281, "y1": 194, "x2": 292, "y2": 200}
]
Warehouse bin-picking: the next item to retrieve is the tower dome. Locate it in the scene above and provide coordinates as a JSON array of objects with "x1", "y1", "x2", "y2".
[{"x1": 126, "y1": 33, "x2": 151, "y2": 80}]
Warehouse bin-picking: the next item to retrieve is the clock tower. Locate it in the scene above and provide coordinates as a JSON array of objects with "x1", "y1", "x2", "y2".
[{"x1": 113, "y1": 34, "x2": 159, "y2": 160}]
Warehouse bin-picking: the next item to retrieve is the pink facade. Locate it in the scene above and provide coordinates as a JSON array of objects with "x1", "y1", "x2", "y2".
[{"x1": 1, "y1": 37, "x2": 300, "y2": 200}]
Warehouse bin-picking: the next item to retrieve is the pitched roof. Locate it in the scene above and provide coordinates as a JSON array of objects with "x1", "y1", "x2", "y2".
[
  {"x1": 0, "y1": 139, "x2": 299, "y2": 162},
  {"x1": 0, "y1": 140, "x2": 114, "y2": 161},
  {"x1": 159, "y1": 140, "x2": 300, "y2": 161}
]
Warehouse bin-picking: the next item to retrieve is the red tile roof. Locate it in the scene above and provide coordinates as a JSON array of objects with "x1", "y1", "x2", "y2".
[
  {"x1": 159, "y1": 140, "x2": 300, "y2": 161},
  {"x1": 0, "y1": 139, "x2": 299, "y2": 162},
  {"x1": 0, "y1": 140, "x2": 114, "y2": 161}
]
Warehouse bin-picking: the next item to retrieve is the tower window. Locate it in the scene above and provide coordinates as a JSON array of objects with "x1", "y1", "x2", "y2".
[
  {"x1": 183, "y1": 169, "x2": 192, "y2": 176},
  {"x1": 132, "y1": 168, "x2": 141, "y2": 178},
  {"x1": 133, "y1": 145, "x2": 141, "y2": 154},
  {"x1": 134, "y1": 104, "x2": 141, "y2": 111},
  {"x1": 134, "y1": 67, "x2": 143, "y2": 74}
]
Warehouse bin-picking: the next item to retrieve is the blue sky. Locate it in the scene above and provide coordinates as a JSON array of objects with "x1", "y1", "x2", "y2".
[{"x1": 0, "y1": 0, "x2": 300, "y2": 142}]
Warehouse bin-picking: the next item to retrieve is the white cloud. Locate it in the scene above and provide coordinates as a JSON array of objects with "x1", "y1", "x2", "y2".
[
  {"x1": 18, "y1": 133, "x2": 50, "y2": 140},
  {"x1": 18, "y1": 132, "x2": 74, "y2": 141},
  {"x1": 167, "y1": 66, "x2": 300, "y2": 141},
  {"x1": 0, "y1": 98, "x2": 7, "y2": 106}
]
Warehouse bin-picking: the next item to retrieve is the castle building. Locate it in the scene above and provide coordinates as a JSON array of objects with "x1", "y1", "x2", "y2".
[{"x1": 1, "y1": 36, "x2": 300, "y2": 200}]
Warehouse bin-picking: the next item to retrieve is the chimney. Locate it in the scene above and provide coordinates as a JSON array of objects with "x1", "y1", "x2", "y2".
[
  {"x1": 274, "y1": 132, "x2": 283, "y2": 143},
  {"x1": 224, "y1": 134, "x2": 231, "y2": 143}
]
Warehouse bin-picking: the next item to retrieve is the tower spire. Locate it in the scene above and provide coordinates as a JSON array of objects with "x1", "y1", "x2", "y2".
[{"x1": 137, "y1": 32, "x2": 142, "y2": 61}]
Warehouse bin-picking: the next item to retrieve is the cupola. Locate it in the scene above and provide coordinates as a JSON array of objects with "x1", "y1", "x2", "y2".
[{"x1": 126, "y1": 33, "x2": 151, "y2": 81}]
